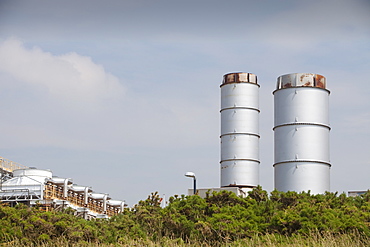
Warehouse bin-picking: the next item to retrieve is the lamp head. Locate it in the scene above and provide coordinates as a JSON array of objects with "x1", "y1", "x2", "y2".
[{"x1": 185, "y1": 171, "x2": 196, "y2": 178}]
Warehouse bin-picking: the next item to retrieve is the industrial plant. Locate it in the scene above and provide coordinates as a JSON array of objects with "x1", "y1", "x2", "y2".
[
  {"x1": 0, "y1": 157, "x2": 125, "y2": 219},
  {"x1": 1, "y1": 71, "x2": 352, "y2": 215}
]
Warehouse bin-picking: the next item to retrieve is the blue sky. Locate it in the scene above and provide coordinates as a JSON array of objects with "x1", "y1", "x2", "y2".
[{"x1": 0, "y1": 0, "x2": 369, "y2": 206}]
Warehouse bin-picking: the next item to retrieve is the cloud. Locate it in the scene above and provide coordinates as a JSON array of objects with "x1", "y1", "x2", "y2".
[
  {"x1": 0, "y1": 37, "x2": 126, "y2": 149},
  {"x1": 0, "y1": 38, "x2": 124, "y2": 104},
  {"x1": 0, "y1": 37, "x2": 219, "y2": 152}
]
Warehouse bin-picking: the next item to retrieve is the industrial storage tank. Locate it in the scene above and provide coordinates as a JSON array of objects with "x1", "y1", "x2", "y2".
[
  {"x1": 273, "y1": 73, "x2": 330, "y2": 194},
  {"x1": 220, "y1": 72, "x2": 260, "y2": 191}
]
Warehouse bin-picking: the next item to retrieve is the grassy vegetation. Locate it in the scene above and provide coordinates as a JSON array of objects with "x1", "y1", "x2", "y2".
[
  {"x1": 1, "y1": 232, "x2": 369, "y2": 247},
  {"x1": 0, "y1": 187, "x2": 369, "y2": 246}
]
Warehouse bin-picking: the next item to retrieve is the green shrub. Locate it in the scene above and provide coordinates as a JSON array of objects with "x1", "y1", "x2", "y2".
[{"x1": 0, "y1": 189, "x2": 369, "y2": 245}]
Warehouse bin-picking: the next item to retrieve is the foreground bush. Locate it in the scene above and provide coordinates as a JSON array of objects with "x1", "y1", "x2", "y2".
[{"x1": 0, "y1": 188, "x2": 369, "y2": 246}]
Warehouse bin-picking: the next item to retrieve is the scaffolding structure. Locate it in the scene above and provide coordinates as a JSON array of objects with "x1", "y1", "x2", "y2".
[{"x1": 0, "y1": 156, "x2": 125, "y2": 219}]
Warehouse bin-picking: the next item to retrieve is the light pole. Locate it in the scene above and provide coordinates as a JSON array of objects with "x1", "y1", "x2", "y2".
[{"x1": 185, "y1": 172, "x2": 196, "y2": 195}]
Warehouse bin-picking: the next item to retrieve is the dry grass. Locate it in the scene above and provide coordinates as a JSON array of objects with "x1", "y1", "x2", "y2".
[
  {"x1": 1, "y1": 232, "x2": 369, "y2": 247},
  {"x1": 231, "y1": 231, "x2": 370, "y2": 247}
]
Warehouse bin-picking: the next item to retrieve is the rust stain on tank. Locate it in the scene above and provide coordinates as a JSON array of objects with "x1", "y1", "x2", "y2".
[
  {"x1": 315, "y1": 74, "x2": 325, "y2": 89},
  {"x1": 222, "y1": 72, "x2": 258, "y2": 86},
  {"x1": 283, "y1": 83, "x2": 292, "y2": 88},
  {"x1": 301, "y1": 74, "x2": 312, "y2": 87}
]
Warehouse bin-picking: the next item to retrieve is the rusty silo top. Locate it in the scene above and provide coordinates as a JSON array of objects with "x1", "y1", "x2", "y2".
[
  {"x1": 276, "y1": 73, "x2": 326, "y2": 90},
  {"x1": 222, "y1": 72, "x2": 258, "y2": 86}
]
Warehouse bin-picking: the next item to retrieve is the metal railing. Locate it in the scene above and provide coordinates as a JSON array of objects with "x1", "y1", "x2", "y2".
[
  {"x1": 44, "y1": 183, "x2": 121, "y2": 217},
  {"x1": 0, "y1": 188, "x2": 43, "y2": 201},
  {"x1": 0, "y1": 156, "x2": 28, "y2": 173}
]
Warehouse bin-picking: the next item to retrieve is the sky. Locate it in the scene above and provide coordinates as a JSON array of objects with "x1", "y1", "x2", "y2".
[{"x1": 0, "y1": 0, "x2": 369, "y2": 206}]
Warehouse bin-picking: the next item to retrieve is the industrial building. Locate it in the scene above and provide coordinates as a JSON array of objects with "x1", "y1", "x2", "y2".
[{"x1": 0, "y1": 156, "x2": 125, "y2": 219}]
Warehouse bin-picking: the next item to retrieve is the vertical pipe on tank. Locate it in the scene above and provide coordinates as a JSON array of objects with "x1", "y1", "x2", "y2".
[
  {"x1": 119, "y1": 201, "x2": 125, "y2": 213},
  {"x1": 273, "y1": 73, "x2": 330, "y2": 194},
  {"x1": 63, "y1": 178, "x2": 69, "y2": 198},
  {"x1": 84, "y1": 187, "x2": 89, "y2": 205},
  {"x1": 103, "y1": 194, "x2": 108, "y2": 213},
  {"x1": 220, "y1": 72, "x2": 260, "y2": 192}
]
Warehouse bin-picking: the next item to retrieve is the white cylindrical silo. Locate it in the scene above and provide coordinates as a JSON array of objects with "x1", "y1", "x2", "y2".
[
  {"x1": 273, "y1": 73, "x2": 330, "y2": 194},
  {"x1": 220, "y1": 72, "x2": 259, "y2": 191}
]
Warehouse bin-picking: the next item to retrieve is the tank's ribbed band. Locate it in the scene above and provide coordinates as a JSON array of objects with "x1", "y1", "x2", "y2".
[
  {"x1": 273, "y1": 122, "x2": 331, "y2": 130},
  {"x1": 221, "y1": 184, "x2": 256, "y2": 189},
  {"x1": 220, "y1": 132, "x2": 260, "y2": 138},
  {"x1": 273, "y1": 86, "x2": 330, "y2": 94},
  {"x1": 273, "y1": 160, "x2": 331, "y2": 167},
  {"x1": 220, "y1": 81, "x2": 260, "y2": 87},
  {"x1": 221, "y1": 158, "x2": 260, "y2": 163},
  {"x1": 220, "y1": 106, "x2": 260, "y2": 113}
]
